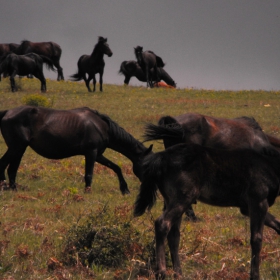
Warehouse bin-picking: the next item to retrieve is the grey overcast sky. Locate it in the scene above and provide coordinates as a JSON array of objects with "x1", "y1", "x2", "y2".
[{"x1": 2, "y1": 0, "x2": 280, "y2": 90}]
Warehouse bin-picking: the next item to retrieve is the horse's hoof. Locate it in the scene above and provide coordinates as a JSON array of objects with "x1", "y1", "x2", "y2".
[
  {"x1": 121, "y1": 189, "x2": 130, "y2": 195},
  {"x1": 0, "y1": 181, "x2": 9, "y2": 191},
  {"x1": 84, "y1": 186, "x2": 92, "y2": 193}
]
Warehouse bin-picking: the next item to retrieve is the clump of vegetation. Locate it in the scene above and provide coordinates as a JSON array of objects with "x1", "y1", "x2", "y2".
[
  {"x1": 62, "y1": 203, "x2": 156, "y2": 276},
  {"x1": 22, "y1": 94, "x2": 53, "y2": 107}
]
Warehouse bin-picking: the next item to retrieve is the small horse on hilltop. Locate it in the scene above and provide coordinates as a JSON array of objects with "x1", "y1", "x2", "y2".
[
  {"x1": 144, "y1": 113, "x2": 280, "y2": 221},
  {"x1": 134, "y1": 143, "x2": 280, "y2": 280},
  {"x1": 14, "y1": 40, "x2": 64, "y2": 81},
  {"x1": 119, "y1": 60, "x2": 176, "y2": 87},
  {"x1": 0, "y1": 43, "x2": 19, "y2": 81},
  {"x1": 0, "y1": 106, "x2": 151, "y2": 193},
  {"x1": 70, "y1": 36, "x2": 113, "y2": 92},
  {"x1": 0, "y1": 53, "x2": 55, "y2": 92},
  {"x1": 134, "y1": 46, "x2": 165, "y2": 88}
]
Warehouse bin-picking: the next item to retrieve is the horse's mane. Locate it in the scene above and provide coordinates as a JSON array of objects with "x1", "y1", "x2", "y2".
[
  {"x1": 234, "y1": 116, "x2": 263, "y2": 131},
  {"x1": 90, "y1": 109, "x2": 145, "y2": 150}
]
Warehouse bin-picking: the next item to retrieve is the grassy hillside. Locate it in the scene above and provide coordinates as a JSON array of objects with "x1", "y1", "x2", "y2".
[{"x1": 0, "y1": 78, "x2": 280, "y2": 279}]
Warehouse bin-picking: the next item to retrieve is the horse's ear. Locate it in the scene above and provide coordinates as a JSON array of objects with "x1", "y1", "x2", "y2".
[
  {"x1": 104, "y1": 38, "x2": 107, "y2": 42},
  {"x1": 201, "y1": 117, "x2": 211, "y2": 136},
  {"x1": 144, "y1": 144, "x2": 153, "y2": 156}
]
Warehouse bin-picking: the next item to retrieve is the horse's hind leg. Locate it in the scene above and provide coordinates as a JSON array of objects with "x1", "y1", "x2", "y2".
[
  {"x1": 53, "y1": 60, "x2": 64, "y2": 81},
  {"x1": 248, "y1": 199, "x2": 268, "y2": 280},
  {"x1": 155, "y1": 205, "x2": 185, "y2": 279},
  {"x1": 241, "y1": 207, "x2": 280, "y2": 234},
  {"x1": 97, "y1": 155, "x2": 129, "y2": 195},
  {"x1": 84, "y1": 75, "x2": 92, "y2": 92}
]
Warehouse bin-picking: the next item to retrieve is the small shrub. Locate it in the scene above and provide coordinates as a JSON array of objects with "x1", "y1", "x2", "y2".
[
  {"x1": 22, "y1": 94, "x2": 52, "y2": 107},
  {"x1": 62, "y1": 204, "x2": 156, "y2": 271}
]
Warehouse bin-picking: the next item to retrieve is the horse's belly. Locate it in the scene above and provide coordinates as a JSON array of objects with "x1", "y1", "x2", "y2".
[{"x1": 199, "y1": 185, "x2": 241, "y2": 207}]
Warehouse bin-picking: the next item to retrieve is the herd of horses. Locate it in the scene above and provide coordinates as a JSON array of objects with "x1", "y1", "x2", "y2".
[
  {"x1": 0, "y1": 37, "x2": 176, "y2": 92},
  {"x1": 1, "y1": 104, "x2": 280, "y2": 279},
  {"x1": 0, "y1": 38, "x2": 278, "y2": 280}
]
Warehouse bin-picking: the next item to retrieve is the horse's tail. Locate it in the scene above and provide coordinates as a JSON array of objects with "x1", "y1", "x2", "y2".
[
  {"x1": 39, "y1": 55, "x2": 56, "y2": 72},
  {"x1": 143, "y1": 117, "x2": 184, "y2": 143},
  {"x1": 50, "y1": 42, "x2": 62, "y2": 59},
  {"x1": 118, "y1": 61, "x2": 128, "y2": 75},
  {"x1": 134, "y1": 152, "x2": 162, "y2": 217},
  {"x1": 155, "y1": 55, "x2": 165, "y2": 68},
  {"x1": 0, "y1": 110, "x2": 8, "y2": 125}
]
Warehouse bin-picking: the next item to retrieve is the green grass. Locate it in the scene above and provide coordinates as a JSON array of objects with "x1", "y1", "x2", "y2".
[{"x1": 0, "y1": 77, "x2": 280, "y2": 279}]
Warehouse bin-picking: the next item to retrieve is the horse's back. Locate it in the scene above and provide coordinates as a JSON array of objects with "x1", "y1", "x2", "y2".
[{"x1": 1, "y1": 106, "x2": 110, "y2": 158}]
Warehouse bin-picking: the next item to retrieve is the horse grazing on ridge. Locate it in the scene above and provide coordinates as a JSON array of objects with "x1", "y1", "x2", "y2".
[
  {"x1": 0, "y1": 43, "x2": 19, "y2": 81},
  {"x1": 144, "y1": 113, "x2": 280, "y2": 221},
  {"x1": 118, "y1": 60, "x2": 176, "y2": 87},
  {"x1": 0, "y1": 106, "x2": 151, "y2": 193},
  {"x1": 14, "y1": 40, "x2": 64, "y2": 81},
  {"x1": 134, "y1": 46, "x2": 165, "y2": 88},
  {"x1": 134, "y1": 143, "x2": 280, "y2": 279},
  {"x1": 0, "y1": 53, "x2": 55, "y2": 92},
  {"x1": 70, "y1": 36, "x2": 113, "y2": 92}
]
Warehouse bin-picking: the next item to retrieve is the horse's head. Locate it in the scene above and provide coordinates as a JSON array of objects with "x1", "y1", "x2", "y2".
[
  {"x1": 134, "y1": 46, "x2": 143, "y2": 63},
  {"x1": 98, "y1": 37, "x2": 113, "y2": 57},
  {"x1": 132, "y1": 144, "x2": 153, "y2": 181}
]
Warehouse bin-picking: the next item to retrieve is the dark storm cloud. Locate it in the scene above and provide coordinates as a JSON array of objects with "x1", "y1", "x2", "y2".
[{"x1": 1, "y1": 0, "x2": 280, "y2": 90}]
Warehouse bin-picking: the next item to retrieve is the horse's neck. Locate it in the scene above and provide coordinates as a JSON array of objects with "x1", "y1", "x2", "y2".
[
  {"x1": 108, "y1": 134, "x2": 144, "y2": 163},
  {"x1": 160, "y1": 69, "x2": 174, "y2": 85},
  {"x1": 90, "y1": 49, "x2": 104, "y2": 61},
  {"x1": 267, "y1": 134, "x2": 280, "y2": 150}
]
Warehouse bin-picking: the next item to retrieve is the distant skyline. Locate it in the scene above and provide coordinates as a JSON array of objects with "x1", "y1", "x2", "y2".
[{"x1": 1, "y1": 1, "x2": 280, "y2": 90}]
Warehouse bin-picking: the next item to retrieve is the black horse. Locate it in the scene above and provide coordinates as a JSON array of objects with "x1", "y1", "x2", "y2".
[
  {"x1": 0, "y1": 106, "x2": 151, "y2": 193},
  {"x1": 0, "y1": 43, "x2": 19, "y2": 81},
  {"x1": 14, "y1": 40, "x2": 64, "y2": 81},
  {"x1": 119, "y1": 60, "x2": 176, "y2": 87},
  {"x1": 0, "y1": 53, "x2": 55, "y2": 92},
  {"x1": 70, "y1": 37, "x2": 113, "y2": 92},
  {"x1": 144, "y1": 113, "x2": 280, "y2": 221},
  {"x1": 134, "y1": 143, "x2": 280, "y2": 279},
  {"x1": 134, "y1": 46, "x2": 165, "y2": 88}
]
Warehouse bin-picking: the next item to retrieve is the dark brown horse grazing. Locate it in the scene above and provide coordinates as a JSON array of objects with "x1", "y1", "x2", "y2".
[
  {"x1": 134, "y1": 46, "x2": 165, "y2": 88},
  {"x1": 144, "y1": 113, "x2": 280, "y2": 221},
  {"x1": 70, "y1": 37, "x2": 113, "y2": 92},
  {"x1": 0, "y1": 43, "x2": 19, "y2": 81},
  {"x1": 15, "y1": 40, "x2": 64, "y2": 81},
  {"x1": 134, "y1": 143, "x2": 280, "y2": 279},
  {"x1": 0, "y1": 106, "x2": 150, "y2": 193},
  {"x1": 0, "y1": 53, "x2": 55, "y2": 92},
  {"x1": 118, "y1": 60, "x2": 176, "y2": 87}
]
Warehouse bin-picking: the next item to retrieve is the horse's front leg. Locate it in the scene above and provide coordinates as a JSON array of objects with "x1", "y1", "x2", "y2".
[
  {"x1": 92, "y1": 75, "x2": 96, "y2": 92},
  {"x1": 10, "y1": 71, "x2": 17, "y2": 92},
  {"x1": 7, "y1": 147, "x2": 27, "y2": 190},
  {"x1": 146, "y1": 66, "x2": 150, "y2": 88},
  {"x1": 124, "y1": 75, "x2": 130, "y2": 85},
  {"x1": 96, "y1": 155, "x2": 129, "y2": 194},
  {"x1": 99, "y1": 72, "x2": 103, "y2": 92},
  {"x1": 84, "y1": 150, "x2": 97, "y2": 193},
  {"x1": 249, "y1": 199, "x2": 268, "y2": 280},
  {"x1": 40, "y1": 77, "x2": 47, "y2": 92}
]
